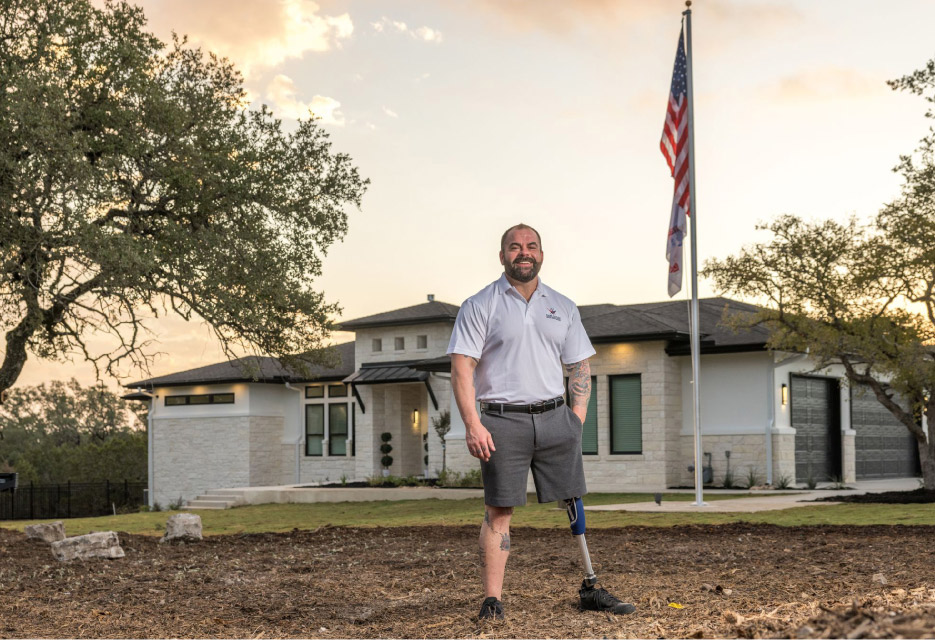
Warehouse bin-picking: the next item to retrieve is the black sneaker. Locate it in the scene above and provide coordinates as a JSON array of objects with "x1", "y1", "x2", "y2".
[
  {"x1": 478, "y1": 596, "x2": 505, "y2": 620},
  {"x1": 579, "y1": 581, "x2": 636, "y2": 615}
]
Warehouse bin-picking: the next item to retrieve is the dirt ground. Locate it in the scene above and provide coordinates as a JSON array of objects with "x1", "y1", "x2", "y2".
[{"x1": 3, "y1": 523, "x2": 935, "y2": 639}]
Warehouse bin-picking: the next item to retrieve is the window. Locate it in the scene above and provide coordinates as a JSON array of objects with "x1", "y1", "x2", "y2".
[
  {"x1": 372, "y1": 338, "x2": 382, "y2": 352},
  {"x1": 328, "y1": 383, "x2": 348, "y2": 398},
  {"x1": 565, "y1": 377, "x2": 598, "y2": 455},
  {"x1": 417, "y1": 335, "x2": 428, "y2": 350},
  {"x1": 610, "y1": 375, "x2": 642, "y2": 454},
  {"x1": 351, "y1": 403, "x2": 356, "y2": 456},
  {"x1": 305, "y1": 405, "x2": 324, "y2": 456},
  {"x1": 305, "y1": 386, "x2": 324, "y2": 399},
  {"x1": 329, "y1": 404, "x2": 348, "y2": 455},
  {"x1": 394, "y1": 337, "x2": 405, "y2": 351},
  {"x1": 165, "y1": 393, "x2": 235, "y2": 406}
]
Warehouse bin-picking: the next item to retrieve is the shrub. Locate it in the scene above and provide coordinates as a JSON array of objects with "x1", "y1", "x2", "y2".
[
  {"x1": 722, "y1": 470, "x2": 735, "y2": 489},
  {"x1": 774, "y1": 473, "x2": 793, "y2": 490},
  {"x1": 744, "y1": 466, "x2": 761, "y2": 489},
  {"x1": 381, "y1": 455, "x2": 393, "y2": 468}
]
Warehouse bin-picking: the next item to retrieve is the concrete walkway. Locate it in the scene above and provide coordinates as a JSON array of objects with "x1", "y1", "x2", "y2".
[{"x1": 585, "y1": 478, "x2": 921, "y2": 513}]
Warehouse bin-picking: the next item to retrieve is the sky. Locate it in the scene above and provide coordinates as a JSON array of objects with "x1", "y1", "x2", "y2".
[{"x1": 17, "y1": 0, "x2": 935, "y2": 391}]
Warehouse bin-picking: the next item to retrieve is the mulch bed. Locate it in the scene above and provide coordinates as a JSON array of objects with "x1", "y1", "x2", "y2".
[
  {"x1": 2, "y1": 523, "x2": 935, "y2": 638},
  {"x1": 815, "y1": 488, "x2": 935, "y2": 504}
]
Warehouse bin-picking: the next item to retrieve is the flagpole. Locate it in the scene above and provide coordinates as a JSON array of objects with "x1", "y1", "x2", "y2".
[{"x1": 684, "y1": 1, "x2": 705, "y2": 507}]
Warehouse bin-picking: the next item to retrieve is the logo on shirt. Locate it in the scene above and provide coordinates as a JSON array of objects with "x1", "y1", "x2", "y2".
[{"x1": 545, "y1": 307, "x2": 562, "y2": 321}]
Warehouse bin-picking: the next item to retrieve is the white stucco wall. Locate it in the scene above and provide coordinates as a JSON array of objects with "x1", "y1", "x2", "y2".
[{"x1": 353, "y1": 321, "x2": 454, "y2": 368}]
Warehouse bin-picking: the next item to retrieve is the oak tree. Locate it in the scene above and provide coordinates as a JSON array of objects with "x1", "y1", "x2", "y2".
[{"x1": 0, "y1": 0, "x2": 367, "y2": 394}]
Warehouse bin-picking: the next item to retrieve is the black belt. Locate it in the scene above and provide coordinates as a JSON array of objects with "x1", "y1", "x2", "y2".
[{"x1": 480, "y1": 397, "x2": 564, "y2": 414}]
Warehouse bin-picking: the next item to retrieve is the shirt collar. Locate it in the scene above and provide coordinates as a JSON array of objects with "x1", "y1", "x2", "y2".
[{"x1": 497, "y1": 272, "x2": 548, "y2": 298}]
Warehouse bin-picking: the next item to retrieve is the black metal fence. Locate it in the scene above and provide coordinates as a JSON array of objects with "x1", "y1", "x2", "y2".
[{"x1": 0, "y1": 480, "x2": 146, "y2": 521}]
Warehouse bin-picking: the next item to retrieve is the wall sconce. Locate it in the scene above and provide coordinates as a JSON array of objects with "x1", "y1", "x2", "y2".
[
  {"x1": 412, "y1": 409, "x2": 419, "y2": 425},
  {"x1": 781, "y1": 383, "x2": 788, "y2": 406}
]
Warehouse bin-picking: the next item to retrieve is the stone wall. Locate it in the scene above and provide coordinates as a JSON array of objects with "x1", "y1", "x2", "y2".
[
  {"x1": 577, "y1": 341, "x2": 682, "y2": 493},
  {"x1": 249, "y1": 417, "x2": 286, "y2": 487},
  {"x1": 152, "y1": 415, "x2": 252, "y2": 506}
]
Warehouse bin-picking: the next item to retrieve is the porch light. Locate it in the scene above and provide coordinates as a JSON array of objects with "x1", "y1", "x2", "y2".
[
  {"x1": 781, "y1": 383, "x2": 788, "y2": 406},
  {"x1": 412, "y1": 409, "x2": 419, "y2": 426}
]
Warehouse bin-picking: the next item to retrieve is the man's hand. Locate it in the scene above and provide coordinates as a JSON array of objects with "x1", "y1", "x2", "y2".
[
  {"x1": 466, "y1": 421, "x2": 496, "y2": 462},
  {"x1": 451, "y1": 353, "x2": 495, "y2": 460}
]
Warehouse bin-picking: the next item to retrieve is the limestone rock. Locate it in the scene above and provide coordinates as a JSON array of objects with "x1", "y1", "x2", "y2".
[
  {"x1": 160, "y1": 513, "x2": 203, "y2": 543},
  {"x1": 25, "y1": 521, "x2": 65, "y2": 543},
  {"x1": 51, "y1": 531, "x2": 125, "y2": 562}
]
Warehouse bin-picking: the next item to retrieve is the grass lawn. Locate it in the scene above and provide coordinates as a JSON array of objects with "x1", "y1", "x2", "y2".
[{"x1": 2, "y1": 492, "x2": 933, "y2": 536}]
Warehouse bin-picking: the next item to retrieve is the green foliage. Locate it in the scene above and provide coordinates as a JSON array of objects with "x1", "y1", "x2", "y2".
[
  {"x1": 380, "y1": 455, "x2": 393, "y2": 468},
  {"x1": 721, "y1": 470, "x2": 735, "y2": 489},
  {"x1": 432, "y1": 410, "x2": 451, "y2": 441},
  {"x1": 704, "y1": 57, "x2": 935, "y2": 491},
  {"x1": 0, "y1": 380, "x2": 147, "y2": 483},
  {"x1": 379, "y1": 443, "x2": 392, "y2": 454},
  {"x1": 774, "y1": 473, "x2": 794, "y2": 490},
  {"x1": 380, "y1": 432, "x2": 392, "y2": 443},
  {"x1": 0, "y1": 0, "x2": 368, "y2": 393},
  {"x1": 744, "y1": 466, "x2": 761, "y2": 489},
  {"x1": 437, "y1": 468, "x2": 482, "y2": 488},
  {"x1": 805, "y1": 474, "x2": 818, "y2": 490},
  {"x1": 167, "y1": 497, "x2": 185, "y2": 511}
]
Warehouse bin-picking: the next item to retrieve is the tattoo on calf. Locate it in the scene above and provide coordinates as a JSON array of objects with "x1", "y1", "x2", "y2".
[
  {"x1": 499, "y1": 533, "x2": 511, "y2": 551},
  {"x1": 478, "y1": 545, "x2": 486, "y2": 568},
  {"x1": 484, "y1": 509, "x2": 491, "y2": 526}
]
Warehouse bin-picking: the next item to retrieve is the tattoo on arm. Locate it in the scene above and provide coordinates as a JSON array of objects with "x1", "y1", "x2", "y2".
[{"x1": 565, "y1": 360, "x2": 591, "y2": 409}]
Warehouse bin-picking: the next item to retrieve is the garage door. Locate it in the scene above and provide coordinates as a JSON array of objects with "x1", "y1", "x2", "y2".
[
  {"x1": 851, "y1": 384, "x2": 920, "y2": 479},
  {"x1": 792, "y1": 375, "x2": 842, "y2": 482}
]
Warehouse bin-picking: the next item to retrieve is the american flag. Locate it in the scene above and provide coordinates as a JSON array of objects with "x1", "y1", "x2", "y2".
[{"x1": 661, "y1": 26, "x2": 689, "y2": 297}]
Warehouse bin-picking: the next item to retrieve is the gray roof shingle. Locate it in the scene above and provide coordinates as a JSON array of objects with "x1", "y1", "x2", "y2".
[
  {"x1": 124, "y1": 342, "x2": 355, "y2": 389},
  {"x1": 339, "y1": 301, "x2": 460, "y2": 329}
]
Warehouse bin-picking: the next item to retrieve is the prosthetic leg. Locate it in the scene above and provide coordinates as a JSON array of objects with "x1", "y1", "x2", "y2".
[
  {"x1": 563, "y1": 497, "x2": 597, "y2": 587},
  {"x1": 564, "y1": 497, "x2": 636, "y2": 614}
]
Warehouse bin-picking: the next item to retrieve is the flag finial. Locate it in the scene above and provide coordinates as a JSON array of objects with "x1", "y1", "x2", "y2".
[{"x1": 685, "y1": 0, "x2": 691, "y2": 7}]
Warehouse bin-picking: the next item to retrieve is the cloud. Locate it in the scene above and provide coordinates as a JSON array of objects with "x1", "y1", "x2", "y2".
[
  {"x1": 371, "y1": 16, "x2": 443, "y2": 43},
  {"x1": 140, "y1": 0, "x2": 353, "y2": 76},
  {"x1": 470, "y1": 0, "x2": 800, "y2": 38},
  {"x1": 381, "y1": 106, "x2": 398, "y2": 118},
  {"x1": 266, "y1": 75, "x2": 345, "y2": 125},
  {"x1": 763, "y1": 67, "x2": 884, "y2": 103}
]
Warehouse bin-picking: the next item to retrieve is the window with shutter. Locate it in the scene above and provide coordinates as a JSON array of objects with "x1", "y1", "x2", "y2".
[{"x1": 610, "y1": 374, "x2": 642, "y2": 454}]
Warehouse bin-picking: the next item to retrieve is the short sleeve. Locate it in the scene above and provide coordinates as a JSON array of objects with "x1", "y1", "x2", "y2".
[
  {"x1": 561, "y1": 306, "x2": 596, "y2": 364},
  {"x1": 447, "y1": 299, "x2": 487, "y2": 359}
]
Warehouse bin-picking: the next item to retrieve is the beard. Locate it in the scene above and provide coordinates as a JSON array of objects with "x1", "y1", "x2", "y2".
[{"x1": 504, "y1": 256, "x2": 541, "y2": 283}]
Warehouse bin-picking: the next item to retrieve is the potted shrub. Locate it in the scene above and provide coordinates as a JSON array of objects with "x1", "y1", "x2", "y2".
[{"x1": 380, "y1": 432, "x2": 393, "y2": 477}]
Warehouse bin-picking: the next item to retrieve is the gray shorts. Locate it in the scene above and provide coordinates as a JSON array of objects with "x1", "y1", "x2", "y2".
[{"x1": 479, "y1": 404, "x2": 588, "y2": 507}]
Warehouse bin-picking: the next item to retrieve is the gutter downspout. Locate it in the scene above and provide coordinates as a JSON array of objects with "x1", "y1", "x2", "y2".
[{"x1": 284, "y1": 382, "x2": 304, "y2": 484}]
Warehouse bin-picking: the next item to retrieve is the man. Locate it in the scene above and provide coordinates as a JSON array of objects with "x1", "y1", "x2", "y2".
[{"x1": 447, "y1": 223, "x2": 635, "y2": 620}]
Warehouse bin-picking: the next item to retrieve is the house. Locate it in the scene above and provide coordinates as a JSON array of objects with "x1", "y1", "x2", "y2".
[{"x1": 126, "y1": 296, "x2": 923, "y2": 507}]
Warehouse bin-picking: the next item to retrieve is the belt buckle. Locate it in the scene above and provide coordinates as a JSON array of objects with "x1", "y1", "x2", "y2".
[{"x1": 529, "y1": 402, "x2": 546, "y2": 414}]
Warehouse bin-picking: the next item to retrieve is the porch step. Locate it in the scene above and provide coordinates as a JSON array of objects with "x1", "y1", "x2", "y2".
[
  {"x1": 184, "y1": 499, "x2": 234, "y2": 510},
  {"x1": 183, "y1": 490, "x2": 246, "y2": 510}
]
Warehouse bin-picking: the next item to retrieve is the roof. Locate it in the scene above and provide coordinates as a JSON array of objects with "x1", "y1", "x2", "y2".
[
  {"x1": 343, "y1": 361, "x2": 429, "y2": 385},
  {"x1": 339, "y1": 300, "x2": 460, "y2": 330},
  {"x1": 578, "y1": 297, "x2": 770, "y2": 351},
  {"x1": 124, "y1": 342, "x2": 356, "y2": 389}
]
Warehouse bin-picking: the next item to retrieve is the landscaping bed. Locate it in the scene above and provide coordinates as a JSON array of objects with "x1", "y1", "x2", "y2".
[
  {"x1": 2, "y1": 523, "x2": 934, "y2": 638},
  {"x1": 815, "y1": 488, "x2": 935, "y2": 504}
]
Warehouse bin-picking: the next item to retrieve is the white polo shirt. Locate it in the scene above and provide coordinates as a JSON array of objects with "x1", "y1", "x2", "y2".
[{"x1": 447, "y1": 273, "x2": 596, "y2": 404}]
